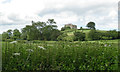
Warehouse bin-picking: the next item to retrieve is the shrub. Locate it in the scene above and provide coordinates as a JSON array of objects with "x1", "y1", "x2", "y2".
[
  {"x1": 87, "y1": 30, "x2": 102, "y2": 40},
  {"x1": 74, "y1": 32, "x2": 85, "y2": 41}
]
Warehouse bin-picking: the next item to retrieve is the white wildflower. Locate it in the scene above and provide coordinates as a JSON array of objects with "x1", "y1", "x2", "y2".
[
  {"x1": 76, "y1": 45, "x2": 79, "y2": 46},
  {"x1": 109, "y1": 45, "x2": 111, "y2": 47},
  {"x1": 13, "y1": 53, "x2": 20, "y2": 56},
  {"x1": 10, "y1": 41, "x2": 17, "y2": 44},
  {"x1": 104, "y1": 44, "x2": 107, "y2": 47},
  {"x1": 26, "y1": 49, "x2": 34, "y2": 52},
  {"x1": 38, "y1": 46, "x2": 46, "y2": 50}
]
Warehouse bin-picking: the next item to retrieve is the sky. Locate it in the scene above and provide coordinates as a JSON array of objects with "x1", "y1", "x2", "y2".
[{"x1": 0, "y1": 0, "x2": 119, "y2": 34}]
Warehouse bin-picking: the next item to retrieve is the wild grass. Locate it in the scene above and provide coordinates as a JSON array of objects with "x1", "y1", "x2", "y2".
[{"x1": 2, "y1": 40, "x2": 118, "y2": 71}]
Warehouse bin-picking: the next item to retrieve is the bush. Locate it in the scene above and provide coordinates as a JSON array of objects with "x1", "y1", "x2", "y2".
[
  {"x1": 74, "y1": 32, "x2": 85, "y2": 41},
  {"x1": 101, "y1": 30, "x2": 118, "y2": 40},
  {"x1": 87, "y1": 30, "x2": 102, "y2": 40}
]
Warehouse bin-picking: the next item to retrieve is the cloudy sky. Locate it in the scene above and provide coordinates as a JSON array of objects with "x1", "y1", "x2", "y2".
[{"x1": 0, "y1": 0, "x2": 119, "y2": 34}]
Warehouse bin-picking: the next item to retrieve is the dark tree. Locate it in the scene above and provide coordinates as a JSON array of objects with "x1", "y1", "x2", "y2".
[
  {"x1": 13, "y1": 29, "x2": 21, "y2": 40},
  {"x1": 86, "y1": 22, "x2": 95, "y2": 29},
  {"x1": 80, "y1": 27, "x2": 83, "y2": 30}
]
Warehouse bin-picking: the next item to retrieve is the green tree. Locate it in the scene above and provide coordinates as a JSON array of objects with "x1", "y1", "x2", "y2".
[
  {"x1": 2, "y1": 32, "x2": 9, "y2": 41},
  {"x1": 87, "y1": 30, "x2": 102, "y2": 40},
  {"x1": 80, "y1": 27, "x2": 83, "y2": 30},
  {"x1": 50, "y1": 29, "x2": 61, "y2": 41},
  {"x1": 7, "y1": 29, "x2": 12, "y2": 39},
  {"x1": 21, "y1": 19, "x2": 60, "y2": 41},
  {"x1": 47, "y1": 19, "x2": 56, "y2": 25},
  {"x1": 103, "y1": 30, "x2": 118, "y2": 40},
  {"x1": 74, "y1": 32, "x2": 85, "y2": 41},
  {"x1": 21, "y1": 25, "x2": 35, "y2": 40},
  {"x1": 86, "y1": 22, "x2": 95, "y2": 29},
  {"x1": 57, "y1": 33, "x2": 67, "y2": 41},
  {"x1": 13, "y1": 29, "x2": 21, "y2": 40},
  {"x1": 47, "y1": 19, "x2": 57, "y2": 29}
]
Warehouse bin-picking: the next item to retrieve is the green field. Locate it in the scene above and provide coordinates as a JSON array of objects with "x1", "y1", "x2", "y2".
[
  {"x1": 61, "y1": 29, "x2": 109, "y2": 41},
  {"x1": 2, "y1": 40, "x2": 119, "y2": 71}
]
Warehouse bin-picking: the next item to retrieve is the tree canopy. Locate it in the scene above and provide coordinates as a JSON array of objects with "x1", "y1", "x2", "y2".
[{"x1": 86, "y1": 22, "x2": 95, "y2": 29}]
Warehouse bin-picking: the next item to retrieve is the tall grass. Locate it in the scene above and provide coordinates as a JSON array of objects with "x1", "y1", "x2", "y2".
[{"x1": 2, "y1": 41, "x2": 118, "y2": 71}]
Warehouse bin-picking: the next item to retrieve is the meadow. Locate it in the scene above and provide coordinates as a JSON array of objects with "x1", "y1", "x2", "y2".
[{"x1": 1, "y1": 40, "x2": 119, "y2": 71}]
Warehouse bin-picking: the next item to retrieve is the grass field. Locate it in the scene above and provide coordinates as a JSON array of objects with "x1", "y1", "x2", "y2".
[
  {"x1": 1, "y1": 39, "x2": 119, "y2": 71},
  {"x1": 61, "y1": 29, "x2": 108, "y2": 41}
]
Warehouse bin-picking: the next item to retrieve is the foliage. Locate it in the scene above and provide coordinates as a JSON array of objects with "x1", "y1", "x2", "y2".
[
  {"x1": 21, "y1": 19, "x2": 61, "y2": 41},
  {"x1": 87, "y1": 30, "x2": 102, "y2": 40},
  {"x1": 80, "y1": 27, "x2": 83, "y2": 30},
  {"x1": 1, "y1": 19, "x2": 119, "y2": 41},
  {"x1": 57, "y1": 33, "x2": 68, "y2": 41},
  {"x1": 2, "y1": 32, "x2": 9, "y2": 41},
  {"x1": 86, "y1": 22, "x2": 95, "y2": 29},
  {"x1": 2, "y1": 40, "x2": 118, "y2": 70},
  {"x1": 13, "y1": 29, "x2": 21, "y2": 40},
  {"x1": 7, "y1": 29, "x2": 12, "y2": 39},
  {"x1": 74, "y1": 32, "x2": 85, "y2": 41},
  {"x1": 100, "y1": 30, "x2": 118, "y2": 40},
  {"x1": 61, "y1": 27, "x2": 71, "y2": 31}
]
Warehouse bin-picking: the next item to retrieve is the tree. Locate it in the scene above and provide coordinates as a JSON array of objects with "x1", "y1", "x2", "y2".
[
  {"x1": 13, "y1": 29, "x2": 21, "y2": 40},
  {"x1": 50, "y1": 29, "x2": 61, "y2": 41},
  {"x1": 86, "y1": 22, "x2": 95, "y2": 29},
  {"x1": 7, "y1": 29, "x2": 12, "y2": 39},
  {"x1": 80, "y1": 27, "x2": 83, "y2": 30},
  {"x1": 47, "y1": 19, "x2": 57, "y2": 29},
  {"x1": 57, "y1": 33, "x2": 68, "y2": 41},
  {"x1": 87, "y1": 30, "x2": 102, "y2": 40},
  {"x1": 104, "y1": 30, "x2": 118, "y2": 40},
  {"x1": 47, "y1": 19, "x2": 56, "y2": 25},
  {"x1": 2, "y1": 32, "x2": 9, "y2": 41},
  {"x1": 74, "y1": 32, "x2": 85, "y2": 41}
]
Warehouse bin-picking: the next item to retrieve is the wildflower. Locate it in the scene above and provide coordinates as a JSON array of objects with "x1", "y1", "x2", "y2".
[
  {"x1": 76, "y1": 45, "x2": 79, "y2": 46},
  {"x1": 109, "y1": 45, "x2": 111, "y2": 46},
  {"x1": 104, "y1": 44, "x2": 107, "y2": 47},
  {"x1": 10, "y1": 41, "x2": 17, "y2": 44},
  {"x1": 38, "y1": 46, "x2": 46, "y2": 50},
  {"x1": 13, "y1": 53, "x2": 20, "y2": 56},
  {"x1": 26, "y1": 49, "x2": 34, "y2": 52}
]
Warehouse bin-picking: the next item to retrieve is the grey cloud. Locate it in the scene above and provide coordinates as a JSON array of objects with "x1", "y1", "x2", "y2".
[
  {"x1": 2, "y1": 0, "x2": 12, "y2": 4},
  {"x1": 8, "y1": 14, "x2": 22, "y2": 22},
  {"x1": 7, "y1": 14, "x2": 30, "y2": 25},
  {"x1": 38, "y1": 3, "x2": 113, "y2": 17}
]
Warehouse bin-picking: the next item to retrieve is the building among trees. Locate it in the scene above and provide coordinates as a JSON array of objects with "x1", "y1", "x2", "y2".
[{"x1": 65, "y1": 23, "x2": 77, "y2": 29}]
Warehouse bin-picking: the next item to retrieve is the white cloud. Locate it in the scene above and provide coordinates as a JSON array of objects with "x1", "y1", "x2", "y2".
[{"x1": 0, "y1": 0, "x2": 119, "y2": 33}]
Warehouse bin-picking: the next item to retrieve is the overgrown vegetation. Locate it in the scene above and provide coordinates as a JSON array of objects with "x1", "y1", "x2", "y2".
[{"x1": 2, "y1": 40, "x2": 118, "y2": 71}]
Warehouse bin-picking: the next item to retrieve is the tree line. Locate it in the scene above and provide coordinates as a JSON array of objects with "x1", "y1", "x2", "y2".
[
  {"x1": 2, "y1": 19, "x2": 61, "y2": 41},
  {"x1": 74, "y1": 29, "x2": 120, "y2": 41},
  {"x1": 1, "y1": 19, "x2": 120, "y2": 41}
]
